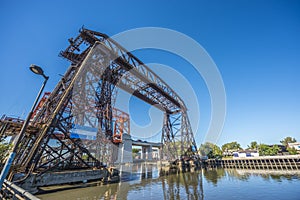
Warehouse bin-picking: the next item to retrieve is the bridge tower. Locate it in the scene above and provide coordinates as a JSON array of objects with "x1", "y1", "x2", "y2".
[{"x1": 0, "y1": 28, "x2": 198, "y2": 184}]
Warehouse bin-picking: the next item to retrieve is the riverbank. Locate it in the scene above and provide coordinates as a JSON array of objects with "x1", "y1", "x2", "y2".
[{"x1": 206, "y1": 155, "x2": 300, "y2": 170}]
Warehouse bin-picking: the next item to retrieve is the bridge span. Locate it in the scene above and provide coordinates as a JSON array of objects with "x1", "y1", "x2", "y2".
[{"x1": 0, "y1": 27, "x2": 198, "y2": 194}]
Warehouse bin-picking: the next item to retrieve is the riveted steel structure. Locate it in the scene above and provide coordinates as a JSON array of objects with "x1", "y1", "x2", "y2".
[{"x1": 0, "y1": 28, "x2": 197, "y2": 183}]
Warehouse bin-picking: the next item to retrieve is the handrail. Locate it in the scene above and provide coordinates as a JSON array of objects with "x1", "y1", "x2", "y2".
[{"x1": 1, "y1": 179, "x2": 40, "y2": 200}]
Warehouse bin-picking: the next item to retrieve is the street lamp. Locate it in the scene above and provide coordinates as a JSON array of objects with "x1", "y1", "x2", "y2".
[
  {"x1": 0, "y1": 64, "x2": 49, "y2": 189},
  {"x1": 30, "y1": 64, "x2": 48, "y2": 80}
]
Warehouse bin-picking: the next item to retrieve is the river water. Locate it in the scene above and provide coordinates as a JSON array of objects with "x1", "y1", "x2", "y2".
[{"x1": 37, "y1": 163, "x2": 300, "y2": 200}]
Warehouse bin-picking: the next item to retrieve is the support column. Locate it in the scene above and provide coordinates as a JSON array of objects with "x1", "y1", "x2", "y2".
[
  {"x1": 116, "y1": 134, "x2": 132, "y2": 163},
  {"x1": 158, "y1": 148, "x2": 161, "y2": 160},
  {"x1": 141, "y1": 147, "x2": 146, "y2": 160},
  {"x1": 147, "y1": 145, "x2": 153, "y2": 160}
]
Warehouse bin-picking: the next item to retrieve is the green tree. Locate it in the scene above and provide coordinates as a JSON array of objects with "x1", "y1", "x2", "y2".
[
  {"x1": 199, "y1": 142, "x2": 222, "y2": 159},
  {"x1": 258, "y1": 144, "x2": 269, "y2": 156},
  {"x1": 287, "y1": 147, "x2": 298, "y2": 155},
  {"x1": 267, "y1": 145, "x2": 280, "y2": 156},
  {"x1": 0, "y1": 139, "x2": 11, "y2": 163},
  {"x1": 221, "y1": 142, "x2": 241, "y2": 157},
  {"x1": 132, "y1": 148, "x2": 140, "y2": 159},
  {"x1": 247, "y1": 141, "x2": 258, "y2": 150},
  {"x1": 258, "y1": 144, "x2": 280, "y2": 156},
  {"x1": 280, "y1": 137, "x2": 297, "y2": 147},
  {"x1": 221, "y1": 141, "x2": 241, "y2": 152},
  {"x1": 132, "y1": 148, "x2": 140, "y2": 154}
]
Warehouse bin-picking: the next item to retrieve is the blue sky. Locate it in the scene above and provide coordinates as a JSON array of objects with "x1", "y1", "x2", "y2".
[{"x1": 0, "y1": 0, "x2": 299, "y2": 148}]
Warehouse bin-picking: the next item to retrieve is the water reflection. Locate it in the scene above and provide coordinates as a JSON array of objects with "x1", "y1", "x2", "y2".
[
  {"x1": 233, "y1": 169, "x2": 300, "y2": 182},
  {"x1": 120, "y1": 163, "x2": 204, "y2": 200},
  {"x1": 203, "y1": 168, "x2": 226, "y2": 185},
  {"x1": 37, "y1": 165, "x2": 300, "y2": 200},
  {"x1": 161, "y1": 170, "x2": 204, "y2": 200},
  {"x1": 204, "y1": 168, "x2": 300, "y2": 185}
]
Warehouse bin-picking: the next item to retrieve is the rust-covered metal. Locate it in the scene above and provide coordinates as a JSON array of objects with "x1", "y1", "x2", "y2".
[{"x1": 0, "y1": 27, "x2": 197, "y2": 184}]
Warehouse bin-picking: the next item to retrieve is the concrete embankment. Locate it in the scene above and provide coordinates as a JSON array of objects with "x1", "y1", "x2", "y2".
[{"x1": 206, "y1": 155, "x2": 300, "y2": 170}]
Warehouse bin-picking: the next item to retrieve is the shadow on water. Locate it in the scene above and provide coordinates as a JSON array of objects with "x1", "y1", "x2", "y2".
[{"x1": 37, "y1": 164, "x2": 300, "y2": 200}]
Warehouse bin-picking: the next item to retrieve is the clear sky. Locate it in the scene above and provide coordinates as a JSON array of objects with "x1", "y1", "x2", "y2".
[{"x1": 0, "y1": 0, "x2": 299, "y2": 148}]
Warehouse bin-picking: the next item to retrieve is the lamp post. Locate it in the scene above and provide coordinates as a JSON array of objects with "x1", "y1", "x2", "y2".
[{"x1": 0, "y1": 64, "x2": 49, "y2": 189}]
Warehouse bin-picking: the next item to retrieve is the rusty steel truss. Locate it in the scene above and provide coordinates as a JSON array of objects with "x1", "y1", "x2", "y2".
[{"x1": 0, "y1": 28, "x2": 197, "y2": 183}]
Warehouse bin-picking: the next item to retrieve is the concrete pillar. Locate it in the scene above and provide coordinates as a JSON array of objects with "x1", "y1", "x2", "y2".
[
  {"x1": 116, "y1": 133, "x2": 133, "y2": 163},
  {"x1": 158, "y1": 148, "x2": 162, "y2": 160},
  {"x1": 147, "y1": 145, "x2": 153, "y2": 160},
  {"x1": 141, "y1": 147, "x2": 146, "y2": 160}
]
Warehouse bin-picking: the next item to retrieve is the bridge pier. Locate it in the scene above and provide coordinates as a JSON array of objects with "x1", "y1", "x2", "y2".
[
  {"x1": 141, "y1": 145, "x2": 153, "y2": 160},
  {"x1": 116, "y1": 134, "x2": 133, "y2": 164},
  {"x1": 132, "y1": 140, "x2": 162, "y2": 162},
  {"x1": 115, "y1": 134, "x2": 163, "y2": 163}
]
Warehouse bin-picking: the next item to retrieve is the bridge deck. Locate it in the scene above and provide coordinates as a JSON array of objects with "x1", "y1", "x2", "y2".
[{"x1": 132, "y1": 140, "x2": 162, "y2": 148}]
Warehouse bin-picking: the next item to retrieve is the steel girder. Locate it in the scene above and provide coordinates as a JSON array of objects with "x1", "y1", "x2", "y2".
[
  {"x1": 61, "y1": 28, "x2": 185, "y2": 114},
  {"x1": 2, "y1": 48, "x2": 106, "y2": 182},
  {"x1": 60, "y1": 28, "x2": 197, "y2": 160},
  {"x1": 1, "y1": 28, "x2": 198, "y2": 182}
]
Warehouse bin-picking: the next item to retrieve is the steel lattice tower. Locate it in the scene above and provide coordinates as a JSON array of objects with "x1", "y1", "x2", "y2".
[{"x1": 0, "y1": 28, "x2": 197, "y2": 183}]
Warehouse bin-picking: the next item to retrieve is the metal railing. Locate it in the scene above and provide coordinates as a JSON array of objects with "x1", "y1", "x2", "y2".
[{"x1": 1, "y1": 179, "x2": 40, "y2": 200}]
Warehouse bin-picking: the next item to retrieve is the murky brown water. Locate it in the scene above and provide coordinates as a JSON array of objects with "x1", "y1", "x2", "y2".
[{"x1": 37, "y1": 164, "x2": 300, "y2": 200}]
